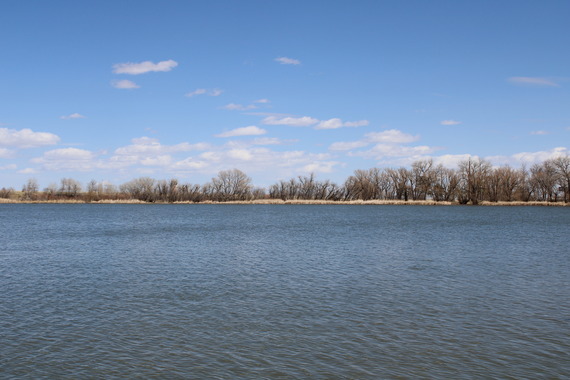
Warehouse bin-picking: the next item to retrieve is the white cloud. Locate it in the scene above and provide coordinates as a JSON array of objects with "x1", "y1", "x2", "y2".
[
  {"x1": 315, "y1": 118, "x2": 343, "y2": 130},
  {"x1": 0, "y1": 148, "x2": 15, "y2": 158},
  {"x1": 141, "y1": 155, "x2": 173, "y2": 166},
  {"x1": 199, "y1": 151, "x2": 223, "y2": 162},
  {"x1": 343, "y1": 120, "x2": 369, "y2": 127},
  {"x1": 355, "y1": 144, "x2": 437, "y2": 159},
  {"x1": 112, "y1": 79, "x2": 140, "y2": 89},
  {"x1": 512, "y1": 147, "x2": 568, "y2": 163},
  {"x1": 0, "y1": 128, "x2": 60, "y2": 148},
  {"x1": 185, "y1": 88, "x2": 223, "y2": 97},
  {"x1": 165, "y1": 146, "x2": 342, "y2": 178},
  {"x1": 251, "y1": 137, "x2": 286, "y2": 145},
  {"x1": 18, "y1": 168, "x2": 37, "y2": 174},
  {"x1": 114, "y1": 137, "x2": 208, "y2": 156},
  {"x1": 530, "y1": 130, "x2": 549, "y2": 135},
  {"x1": 315, "y1": 118, "x2": 369, "y2": 130},
  {"x1": 60, "y1": 113, "x2": 86, "y2": 120},
  {"x1": 275, "y1": 57, "x2": 301, "y2": 65},
  {"x1": 329, "y1": 128, "x2": 438, "y2": 165},
  {"x1": 262, "y1": 115, "x2": 367, "y2": 129},
  {"x1": 42, "y1": 147, "x2": 95, "y2": 160},
  {"x1": 31, "y1": 148, "x2": 96, "y2": 171},
  {"x1": 433, "y1": 154, "x2": 477, "y2": 168},
  {"x1": 16, "y1": 134, "x2": 343, "y2": 179},
  {"x1": 441, "y1": 120, "x2": 462, "y2": 126},
  {"x1": 221, "y1": 103, "x2": 257, "y2": 111},
  {"x1": 185, "y1": 88, "x2": 207, "y2": 97},
  {"x1": 171, "y1": 158, "x2": 209, "y2": 170},
  {"x1": 228, "y1": 149, "x2": 254, "y2": 161},
  {"x1": 112, "y1": 59, "x2": 178, "y2": 75},
  {"x1": 329, "y1": 129, "x2": 418, "y2": 151},
  {"x1": 254, "y1": 98, "x2": 270, "y2": 103},
  {"x1": 508, "y1": 77, "x2": 560, "y2": 87},
  {"x1": 366, "y1": 129, "x2": 419, "y2": 144},
  {"x1": 301, "y1": 161, "x2": 339, "y2": 173},
  {"x1": 262, "y1": 116, "x2": 319, "y2": 127},
  {"x1": 215, "y1": 126, "x2": 267, "y2": 138},
  {"x1": 0, "y1": 163, "x2": 17, "y2": 170},
  {"x1": 329, "y1": 141, "x2": 369, "y2": 151}
]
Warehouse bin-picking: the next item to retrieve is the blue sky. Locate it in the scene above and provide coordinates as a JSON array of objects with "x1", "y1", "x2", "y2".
[{"x1": 1, "y1": 0, "x2": 569, "y2": 189}]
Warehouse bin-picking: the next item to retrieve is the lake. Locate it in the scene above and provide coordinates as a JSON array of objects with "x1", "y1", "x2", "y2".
[{"x1": 1, "y1": 204, "x2": 569, "y2": 378}]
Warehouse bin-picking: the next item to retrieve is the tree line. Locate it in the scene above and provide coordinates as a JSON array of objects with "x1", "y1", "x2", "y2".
[{"x1": 2, "y1": 156, "x2": 570, "y2": 204}]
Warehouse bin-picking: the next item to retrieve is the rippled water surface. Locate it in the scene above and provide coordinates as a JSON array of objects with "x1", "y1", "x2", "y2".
[{"x1": 1, "y1": 204, "x2": 569, "y2": 378}]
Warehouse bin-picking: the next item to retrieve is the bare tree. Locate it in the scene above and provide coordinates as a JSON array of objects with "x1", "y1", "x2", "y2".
[
  {"x1": 22, "y1": 178, "x2": 39, "y2": 200},
  {"x1": 251, "y1": 187, "x2": 267, "y2": 200},
  {"x1": 409, "y1": 159, "x2": 435, "y2": 200},
  {"x1": 430, "y1": 165, "x2": 459, "y2": 202},
  {"x1": 551, "y1": 155, "x2": 570, "y2": 202},
  {"x1": 0, "y1": 187, "x2": 14, "y2": 199},
  {"x1": 515, "y1": 165, "x2": 534, "y2": 202},
  {"x1": 385, "y1": 168, "x2": 410, "y2": 200},
  {"x1": 59, "y1": 178, "x2": 82, "y2": 198},
  {"x1": 344, "y1": 169, "x2": 379, "y2": 200},
  {"x1": 530, "y1": 161, "x2": 558, "y2": 202},
  {"x1": 207, "y1": 169, "x2": 253, "y2": 201},
  {"x1": 177, "y1": 183, "x2": 203, "y2": 202},
  {"x1": 120, "y1": 177, "x2": 156, "y2": 202},
  {"x1": 458, "y1": 158, "x2": 492, "y2": 205},
  {"x1": 495, "y1": 166, "x2": 521, "y2": 202}
]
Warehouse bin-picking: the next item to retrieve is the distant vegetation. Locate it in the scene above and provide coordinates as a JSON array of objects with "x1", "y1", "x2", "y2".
[{"x1": 2, "y1": 156, "x2": 570, "y2": 204}]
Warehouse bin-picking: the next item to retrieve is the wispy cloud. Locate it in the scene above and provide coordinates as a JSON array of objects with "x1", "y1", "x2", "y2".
[
  {"x1": 440, "y1": 120, "x2": 462, "y2": 126},
  {"x1": 254, "y1": 98, "x2": 270, "y2": 104},
  {"x1": 221, "y1": 103, "x2": 257, "y2": 111},
  {"x1": 185, "y1": 88, "x2": 206, "y2": 97},
  {"x1": 0, "y1": 163, "x2": 17, "y2": 169},
  {"x1": 366, "y1": 130, "x2": 419, "y2": 144},
  {"x1": 60, "y1": 113, "x2": 86, "y2": 120},
  {"x1": 0, "y1": 128, "x2": 60, "y2": 148},
  {"x1": 18, "y1": 168, "x2": 37, "y2": 174},
  {"x1": 328, "y1": 141, "x2": 369, "y2": 151},
  {"x1": 112, "y1": 79, "x2": 140, "y2": 89},
  {"x1": 328, "y1": 129, "x2": 435, "y2": 163},
  {"x1": 315, "y1": 118, "x2": 369, "y2": 130},
  {"x1": 251, "y1": 137, "x2": 286, "y2": 145},
  {"x1": 114, "y1": 137, "x2": 208, "y2": 156},
  {"x1": 530, "y1": 130, "x2": 549, "y2": 135},
  {"x1": 508, "y1": 77, "x2": 561, "y2": 87},
  {"x1": 275, "y1": 57, "x2": 301, "y2": 65},
  {"x1": 215, "y1": 126, "x2": 267, "y2": 138},
  {"x1": 31, "y1": 148, "x2": 97, "y2": 171},
  {"x1": 262, "y1": 115, "x2": 368, "y2": 129},
  {"x1": 330, "y1": 129, "x2": 419, "y2": 151},
  {"x1": 185, "y1": 88, "x2": 223, "y2": 97},
  {"x1": 0, "y1": 149, "x2": 14, "y2": 159},
  {"x1": 262, "y1": 116, "x2": 319, "y2": 127},
  {"x1": 112, "y1": 59, "x2": 178, "y2": 75}
]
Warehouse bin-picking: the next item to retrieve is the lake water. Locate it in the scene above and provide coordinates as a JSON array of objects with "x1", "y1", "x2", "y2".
[{"x1": 1, "y1": 204, "x2": 569, "y2": 379}]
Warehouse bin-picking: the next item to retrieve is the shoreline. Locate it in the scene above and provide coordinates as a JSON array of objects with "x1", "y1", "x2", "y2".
[{"x1": 0, "y1": 198, "x2": 568, "y2": 206}]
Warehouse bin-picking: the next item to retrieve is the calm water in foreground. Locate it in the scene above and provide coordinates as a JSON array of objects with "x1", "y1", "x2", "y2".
[{"x1": 1, "y1": 204, "x2": 569, "y2": 379}]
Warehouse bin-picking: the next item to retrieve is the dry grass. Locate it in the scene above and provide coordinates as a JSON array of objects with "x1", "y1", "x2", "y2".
[{"x1": 1, "y1": 198, "x2": 568, "y2": 206}]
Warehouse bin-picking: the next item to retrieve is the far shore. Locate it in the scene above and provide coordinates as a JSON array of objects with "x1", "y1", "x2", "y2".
[{"x1": 0, "y1": 198, "x2": 568, "y2": 206}]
